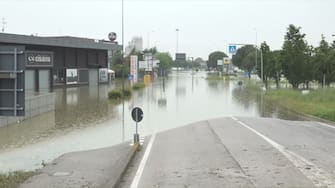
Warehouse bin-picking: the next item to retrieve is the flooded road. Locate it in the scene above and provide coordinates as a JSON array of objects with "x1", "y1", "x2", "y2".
[{"x1": 0, "y1": 71, "x2": 304, "y2": 172}]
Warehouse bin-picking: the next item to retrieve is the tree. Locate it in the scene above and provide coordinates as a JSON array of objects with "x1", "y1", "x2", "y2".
[
  {"x1": 232, "y1": 45, "x2": 259, "y2": 79},
  {"x1": 281, "y1": 24, "x2": 312, "y2": 88},
  {"x1": 143, "y1": 47, "x2": 158, "y2": 55},
  {"x1": 313, "y1": 35, "x2": 333, "y2": 87},
  {"x1": 207, "y1": 51, "x2": 228, "y2": 70},
  {"x1": 156, "y1": 52, "x2": 173, "y2": 76},
  {"x1": 271, "y1": 50, "x2": 283, "y2": 89},
  {"x1": 111, "y1": 50, "x2": 129, "y2": 78},
  {"x1": 256, "y1": 42, "x2": 272, "y2": 87}
]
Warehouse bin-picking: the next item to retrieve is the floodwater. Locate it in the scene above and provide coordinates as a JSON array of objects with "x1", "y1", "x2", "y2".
[{"x1": 0, "y1": 71, "x2": 303, "y2": 173}]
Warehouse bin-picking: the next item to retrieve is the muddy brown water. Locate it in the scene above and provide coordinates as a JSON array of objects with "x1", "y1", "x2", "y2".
[{"x1": 0, "y1": 71, "x2": 303, "y2": 172}]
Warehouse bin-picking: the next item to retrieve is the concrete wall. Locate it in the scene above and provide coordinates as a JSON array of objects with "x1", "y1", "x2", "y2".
[{"x1": 0, "y1": 92, "x2": 55, "y2": 127}]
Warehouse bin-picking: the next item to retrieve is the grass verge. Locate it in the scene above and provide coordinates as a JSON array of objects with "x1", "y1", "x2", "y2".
[
  {"x1": 265, "y1": 88, "x2": 335, "y2": 122},
  {"x1": 0, "y1": 171, "x2": 37, "y2": 188}
]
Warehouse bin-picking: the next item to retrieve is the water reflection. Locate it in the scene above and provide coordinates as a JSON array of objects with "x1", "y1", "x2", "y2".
[{"x1": 54, "y1": 86, "x2": 112, "y2": 129}]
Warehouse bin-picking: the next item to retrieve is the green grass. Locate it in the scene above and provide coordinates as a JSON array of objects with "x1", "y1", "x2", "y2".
[
  {"x1": 265, "y1": 88, "x2": 335, "y2": 121},
  {"x1": 132, "y1": 82, "x2": 145, "y2": 90},
  {"x1": 0, "y1": 171, "x2": 37, "y2": 188}
]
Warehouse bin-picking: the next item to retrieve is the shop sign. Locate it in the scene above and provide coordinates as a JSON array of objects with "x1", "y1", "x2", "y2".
[
  {"x1": 99, "y1": 68, "x2": 108, "y2": 83},
  {"x1": 26, "y1": 51, "x2": 53, "y2": 67}
]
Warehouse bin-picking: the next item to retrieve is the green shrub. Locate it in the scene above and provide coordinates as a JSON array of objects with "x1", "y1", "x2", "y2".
[
  {"x1": 108, "y1": 90, "x2": 122, "y2": 100},
  {"x1": 132, "y1": 82, "x2": 145, "y2": 90},
  {"x1": 122, "y1": 87, "x2": 132, "y2": 98}
]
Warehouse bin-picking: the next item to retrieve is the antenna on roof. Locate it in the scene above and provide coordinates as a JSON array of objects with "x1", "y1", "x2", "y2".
[{"x1": 1, "y1": 17, "x2": 7, "y2": 33}]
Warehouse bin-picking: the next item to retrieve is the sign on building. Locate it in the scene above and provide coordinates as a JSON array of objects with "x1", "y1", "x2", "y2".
[
  {"x1": 26, "y1": 51, "x2": 53, "y2": 67},
  {"x1": 99, "y1": 68, "x2": 108, "y2": 83},
  {"x1": 217, "y1": 59, "x2": 223, "y2": 66}
]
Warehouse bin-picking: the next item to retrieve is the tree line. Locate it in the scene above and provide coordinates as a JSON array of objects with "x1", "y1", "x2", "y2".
[{"x1": 231, "y1": 24, "x2": 335, "y2": 89}]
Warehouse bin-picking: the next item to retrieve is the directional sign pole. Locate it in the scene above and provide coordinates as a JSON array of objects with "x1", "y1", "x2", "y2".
[
  {"x1": 132, "y1": 107, "x2": 143, "y2": 144},
  {"x1": 134, "y1": 109, "x2": 139, "y2": 144}
]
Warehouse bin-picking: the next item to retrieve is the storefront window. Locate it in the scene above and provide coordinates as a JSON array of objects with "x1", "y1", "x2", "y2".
[{"x1": 53, "y1": 68, "x2": 65, "y2": 85}]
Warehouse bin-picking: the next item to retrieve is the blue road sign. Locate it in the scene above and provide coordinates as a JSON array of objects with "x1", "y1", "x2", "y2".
[
  {"x1": 229, "y1": 45, "x2": 237, "y2": 54},
  {"x1": 128, "y1": 74, "x2": 134, "y2": 81}
]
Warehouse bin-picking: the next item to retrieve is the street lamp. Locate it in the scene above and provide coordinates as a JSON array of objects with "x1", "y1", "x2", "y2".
[
  {"x1": 176, "y1": 28, "x2": 180, "y2": 54},
  {"x1": 121, "y1": 0, "x2": 125, "y2": 140}
]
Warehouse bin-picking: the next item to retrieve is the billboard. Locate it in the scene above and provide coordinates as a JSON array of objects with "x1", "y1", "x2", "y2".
[
  {"x1": 130, "y1": 55, "x2": 138, "y2": 83},
  {"x1": 175, "y1": 53, "x2": 186, "y2": 61},
  {"x1": 66, "y1": 69, "x2": 78, "y2": 84}
]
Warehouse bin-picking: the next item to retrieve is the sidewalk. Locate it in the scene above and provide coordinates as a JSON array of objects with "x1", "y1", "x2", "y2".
[{"x1": 20, "y1": 142, "x2": 137, "y2": 188}]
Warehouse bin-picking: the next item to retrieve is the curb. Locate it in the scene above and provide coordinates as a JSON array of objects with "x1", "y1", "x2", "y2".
[{"x1": 103, "y1": 143, "x2": 140, "y2": 188}]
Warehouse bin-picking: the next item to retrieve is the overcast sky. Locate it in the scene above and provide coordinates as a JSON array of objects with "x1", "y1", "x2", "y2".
[{"x1": 1, "y1": 0, "x2": 335, "y2": 59}]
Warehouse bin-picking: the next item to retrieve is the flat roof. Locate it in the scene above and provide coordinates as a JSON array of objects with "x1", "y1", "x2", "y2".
[{"x1": 0, "y1": 33, "x2": 121, "y2": 51}]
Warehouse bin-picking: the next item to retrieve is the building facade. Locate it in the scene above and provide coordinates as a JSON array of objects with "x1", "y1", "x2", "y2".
[{"x1": 0, "y1": 33, "x2": 120, "y2": 93}]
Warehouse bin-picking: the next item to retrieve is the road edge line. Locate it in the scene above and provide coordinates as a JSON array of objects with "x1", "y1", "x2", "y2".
[
  {"x1": 232, "y1": 117, "x2": 335, "y2": 188},
  {"x1": 130, "y1": 134, "x2": 156, "y2": 188}
]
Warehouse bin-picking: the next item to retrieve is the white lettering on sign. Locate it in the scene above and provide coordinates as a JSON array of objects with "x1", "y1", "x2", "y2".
[{"x1": 28, "y1": 55, "x2": 51, "y2": 63}]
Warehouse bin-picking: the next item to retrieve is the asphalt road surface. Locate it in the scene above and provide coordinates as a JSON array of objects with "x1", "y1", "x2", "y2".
[{"x1": 118, "y1": 117, "x2": 335, "y2": 188}]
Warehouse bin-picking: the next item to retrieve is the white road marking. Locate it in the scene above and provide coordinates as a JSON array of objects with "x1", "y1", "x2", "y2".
[
  {"x1": 130, "y1": 134, "x2": 156, "y2": 188},
  {"x1": 317, "y1": 122, "x2": 335, "y2": 130},
  {"x1": 232, "y1": 117, "x2": 335, "y2": 188}
]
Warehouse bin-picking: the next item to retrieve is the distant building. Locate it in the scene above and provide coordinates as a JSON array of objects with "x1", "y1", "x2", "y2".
[{"x1": 125, "y1": 36, "x2": 143, "y2": 56}]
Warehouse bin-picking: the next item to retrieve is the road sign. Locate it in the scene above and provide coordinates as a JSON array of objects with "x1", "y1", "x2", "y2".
[
  {"x1": 131, "y1": 107, "x2": 143, "y2": 123},
  {"x1": 128, "y1": 74, "x2": 134, "y2": 81},
  {"x1": 217, "y1": 60, "x2": 223, "y2": 66},
  {"x1": 228, "y1": 45, "x2": 237, "y2": 54}
]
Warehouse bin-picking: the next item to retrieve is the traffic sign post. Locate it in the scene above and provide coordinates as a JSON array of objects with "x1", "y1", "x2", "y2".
[
  {"x1": 228, "y1": 45, "x2": 237, "y2": 54},
  {"x1": 131, "y1": 107, "x2": 143, "y2": 144}
]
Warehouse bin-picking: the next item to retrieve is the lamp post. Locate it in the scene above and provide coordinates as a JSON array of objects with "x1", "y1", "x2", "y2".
[
  {"x1": 121, "y1": 0, "x2": 125, "y2": 140},
  {"x1": 176, "y1": 28, "x2": 179, "y2": 54}
]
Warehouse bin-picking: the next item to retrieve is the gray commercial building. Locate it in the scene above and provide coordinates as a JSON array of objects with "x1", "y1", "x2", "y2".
[
  {"x1": 0, "y1": 32, "x2": 120, "y2": 122},
  {"x1": 0, "y1": 33, "x2": 120, "y2": 92}
]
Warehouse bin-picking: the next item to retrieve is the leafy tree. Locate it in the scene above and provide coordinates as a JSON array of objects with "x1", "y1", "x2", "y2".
[
  {"x1": 143, "y1": 47, "x2": 158, "y2": 55},
  {"x1": 256, "y1": 42, "x2": 272, "y2": 87},
  {"x1": 156, "y1": 52, "x2": 173, "y2": 76},
  {"x1": 271, "y1": 50, "x2": 283, "y2": 89},
  {"x1": 313, "y1": 35, "x2": 333, "y2": 87},
  {"x1": 207, "y1": 51, "x2": 228, "y2": 70},
  {"x1": 281, "y1": 24, "x2": 312, "y2": 88},
  {"x1": 111, "y1": 50, "x2": 129, "y2": 78},
  {"x1": 232, "y1": 45, "x2": 259, "y2": 79}
]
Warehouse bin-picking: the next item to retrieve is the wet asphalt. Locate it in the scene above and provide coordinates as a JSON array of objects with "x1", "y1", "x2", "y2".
[{"x1": 118, "y1": 117, "x2": 335, "y2": 188}]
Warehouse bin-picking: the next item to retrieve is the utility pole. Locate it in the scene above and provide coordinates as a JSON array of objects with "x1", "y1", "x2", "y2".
[
  {"x1": 255, "y1": 30, "x2": 258, "y2": 75},
  {"x1": 1, "y1": 17, "x2": 7, "y2": 33},
  {"x1": 176, "y1": 28, "x2": 179, "y2": 54},
  {"x1": 121, "y1": 0, "x2": 125, "y2": 141}
]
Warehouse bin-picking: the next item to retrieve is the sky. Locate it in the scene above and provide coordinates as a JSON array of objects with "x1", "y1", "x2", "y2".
[{"x1": 1, "y1": 0, "x2": 335, "y2": 59}]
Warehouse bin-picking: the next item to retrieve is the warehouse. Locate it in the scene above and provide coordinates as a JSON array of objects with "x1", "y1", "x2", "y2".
[{"x1": 0, "y1": 32, "x2": 120, "y2": 93}]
